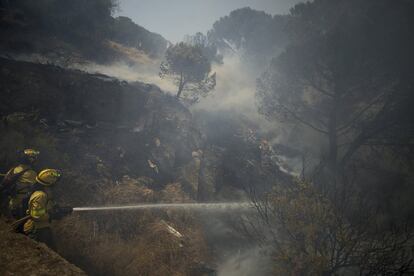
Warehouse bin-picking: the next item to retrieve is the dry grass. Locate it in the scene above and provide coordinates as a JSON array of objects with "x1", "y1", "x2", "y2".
[
  {"x1": 107, "y1": 41, "x2": 157, "y2": 65},
  {"x1": 53, "y1": 179, "x2": 210, "y2": 276}
]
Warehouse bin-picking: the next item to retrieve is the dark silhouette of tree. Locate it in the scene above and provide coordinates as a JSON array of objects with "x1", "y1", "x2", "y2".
[
  {"x1": 256, "y1": 0, "x2": 414, "y2": 178},
  {"x1": 209, "y1": 7, "x2": 289, "y2": 64},
  {"x1": 159, "y1": 42, "x2": 216, "y2": 102},
  {"x1": 252, "y1": 3, "x2": 414, "y2": 272}
]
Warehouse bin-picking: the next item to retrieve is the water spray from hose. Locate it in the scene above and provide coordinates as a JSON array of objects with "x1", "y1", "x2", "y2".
[{"x1": 73, "y1": 202, "x2": 252, "y2": 212}]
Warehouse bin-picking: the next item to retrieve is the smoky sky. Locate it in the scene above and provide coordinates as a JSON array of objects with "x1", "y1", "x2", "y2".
[{"x1": 116, "y1": 0, "x2": 303, "y2": 42}]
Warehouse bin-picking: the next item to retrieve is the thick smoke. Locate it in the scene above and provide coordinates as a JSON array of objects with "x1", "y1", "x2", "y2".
[
  {"x1": 78, "y1": 53, "x2": 265, "y2": 123},
  {"x1": 217, "y1": 247, "x2": 271, "y2": 276},
  {"x1": 193, "y1": 55, "x2": 259, "y2": 115},
  {"x1": 73, "y1": 53, "x2": 282, "y2": 141},
  {"x1": 200, "y1": 212, "x2": 272, "y2": 276},
  {"x1": 4, "y1": 52, "x2": 177, "y2": 93},
  {"x1": 192, "y1": 54, "x2": 285, "y2": 141},
  {"x1": 77, "y1": 52, "x2": 309, "y2": 173},
  {"x1": 78, "y1": 60, "x2": 177, "y2": 93}
]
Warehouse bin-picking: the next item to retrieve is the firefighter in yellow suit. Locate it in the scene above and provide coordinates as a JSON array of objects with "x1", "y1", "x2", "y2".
[
  {"x1": 0, "y1": 149, "x2": 40, "y2": 218},
  {"x1": 23, "y1": 169, "x2": 72, "y2": 248}
]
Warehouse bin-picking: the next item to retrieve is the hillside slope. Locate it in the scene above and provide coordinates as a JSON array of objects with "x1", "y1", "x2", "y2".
[
  {"x1": 0, "y1": 58, "x2": 291, "y2": 275},
  {"x1": 0, "y1": 220, "x2": 85, "y2": 275},
  {"x1": 0, "y1": 3, "x2": 168, "y2": 65}
]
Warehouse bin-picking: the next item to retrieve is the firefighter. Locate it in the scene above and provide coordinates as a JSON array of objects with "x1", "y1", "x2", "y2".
[
  {"x1": 0, "y1": 149, "x2": 40, "y2": 218},
  {"x1": 22, "y1": 169, "x2": 72, "y2": 248}
]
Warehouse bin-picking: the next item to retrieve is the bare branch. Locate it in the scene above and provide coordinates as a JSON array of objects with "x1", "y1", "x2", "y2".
[{"x1": 279, "y1": 104, "x2": 329, "y2": 134}]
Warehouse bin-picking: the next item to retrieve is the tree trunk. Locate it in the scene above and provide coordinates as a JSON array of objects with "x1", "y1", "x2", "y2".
[
  {"x1": 328, "y1": 90, "x2": 339, "y2": 178},
  {"x1": 177, "y1": 83, "x2": 184, "y2": 98},
  {"x1": 176, "y1": 73, "x2": 185, "y2": 98}
]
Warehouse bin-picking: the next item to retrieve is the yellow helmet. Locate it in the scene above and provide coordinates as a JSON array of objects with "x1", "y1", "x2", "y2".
[
  {"x1": 36, "y1": 169, "x2": 61, "y2": 186},
  {"x1": 24, "y1": 149, "x2": 40, "y2": 157},
  {"x1": 21, "y1": 149, "x2": 40, "y2": 163}
]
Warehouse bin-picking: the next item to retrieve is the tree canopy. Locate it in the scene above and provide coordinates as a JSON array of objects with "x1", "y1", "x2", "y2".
[
  {"x1": 208, "y1": 7, "x2": 289, "y2": 65},
  {"x1": 160, "y1": 42, "x2": 216, "y2": 102}
]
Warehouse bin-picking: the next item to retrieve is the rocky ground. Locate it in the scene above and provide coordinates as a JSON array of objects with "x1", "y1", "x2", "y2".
[{"x1": 0, "y1": 219, "x2": 85, "y2": 275}]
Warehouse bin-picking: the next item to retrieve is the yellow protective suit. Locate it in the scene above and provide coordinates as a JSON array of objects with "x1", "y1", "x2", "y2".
[
  {"x1": 23, "y1": 190, "x2": 53, "y2": 234},
  {"x1": 12, "y1": 164, "x2": 37, "y2": 184},
  {"x1": 7, "y1": 164, "x2": 37, "y2": 216}
]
